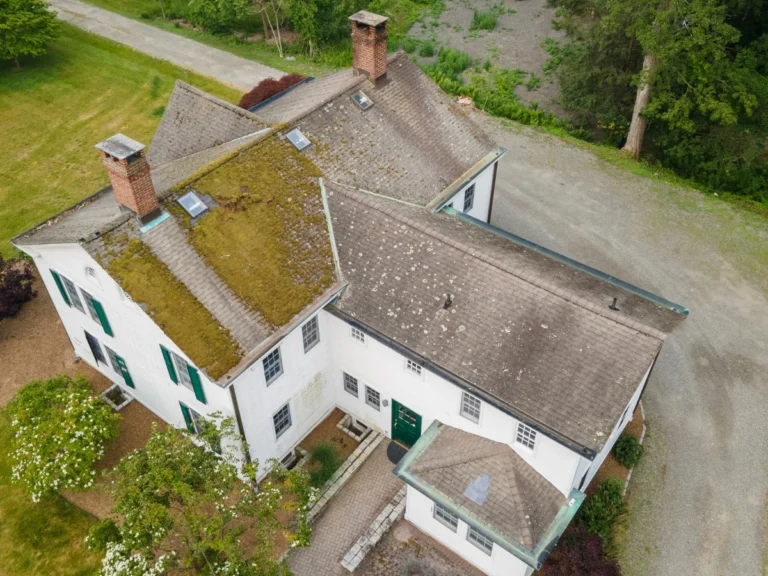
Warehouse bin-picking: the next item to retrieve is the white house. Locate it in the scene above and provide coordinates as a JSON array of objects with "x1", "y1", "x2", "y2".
[{"x1": 12, "y1": 11, "x2": 687, "y2": 576}]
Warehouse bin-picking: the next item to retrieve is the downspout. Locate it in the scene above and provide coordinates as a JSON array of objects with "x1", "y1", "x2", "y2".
[{"x1": 487, "y1": 160, "x2": 499, "y2": 223}]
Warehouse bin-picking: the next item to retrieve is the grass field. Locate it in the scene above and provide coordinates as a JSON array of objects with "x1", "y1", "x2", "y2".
[
  {"x1": 0, "y1": 23, "x2": 241, "y2": 257},
  {"x1": 0, "y1": 414, "x2": 102, "y2": 576}
]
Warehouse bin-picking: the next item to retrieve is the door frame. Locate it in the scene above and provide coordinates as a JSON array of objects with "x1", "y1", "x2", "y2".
[{"x1": 391, "y1": 399, "x2": 422, "y2": 448}]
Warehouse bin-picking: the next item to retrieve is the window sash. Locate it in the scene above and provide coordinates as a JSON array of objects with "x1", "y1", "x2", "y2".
[
  {"x1": 460, "y1": 391, "x2": 481, "y2": 423},
  {"x1": 263, "y1": 348, "x2": 282, "y2": 384},
  {"x1": 302, "y1": 317, "x2": 319, "y2": 352},
  {"x1": 467, "y1": 526, "x2": 493, "y2": 555},
  {"x1": 365, "y1": 386, "x2": 380, "y2": 411},
  {"x1": 516, "y1": 423, "x2": 537, "y2": 450},
  {"x1": 351, "y1": 326, "x2": 365, "y2": 343},
  {"x1": 273, "y1": 404, "x2": 292, "y2": 438},
  {"x1": 172, "y1": 351, "x2": 193, "y2": 389},
  {"x1": 406, "y1": 359, "x2": 422, "y2": 376},
  {"x1": 434, "y1": 505, "x2": 458, "y2": 532},
  {"x1": 463, "y1": 184, "x2": 475, "y2": 212},
  {"x1": 61, "y1": 275, "x2": 85, "y2": 313},
  {"x1": 343, "y1": 372, "x2": 359, "y2": 397}
]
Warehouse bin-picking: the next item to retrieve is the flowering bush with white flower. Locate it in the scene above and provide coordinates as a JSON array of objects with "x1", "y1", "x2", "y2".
[
  {"x1": 5, "y1": 375, "x2": 121, "y2": 501},
  {"x1": 98, "y1": 415, "x2": 313, "y2": 575}
]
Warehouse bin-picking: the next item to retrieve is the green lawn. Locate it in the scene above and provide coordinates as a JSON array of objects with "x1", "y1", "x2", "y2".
[
  {"x1": 0, "y1": 414, "x2": 102, "y2": 576},
  {"x1": 0, "y1": 23, "x2": 241, "y2": 257}
]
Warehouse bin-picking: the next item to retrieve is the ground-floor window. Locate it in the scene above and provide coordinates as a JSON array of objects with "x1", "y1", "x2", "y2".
[
  {"x1": 434, "y1": 504, "x2": 459, "y2": 532},
  {"x1": 273, "y1": 403, "x2": 292, "y2": 438},
  {"x1": 343, "y1": 372, "x2": 359, "y2": 397},
  {"x1": 467, "y1": 526, "x2": 494, "y2": 555},
  {"x1": 365, "y1": 386, "x2": 381, "y2": 411}
]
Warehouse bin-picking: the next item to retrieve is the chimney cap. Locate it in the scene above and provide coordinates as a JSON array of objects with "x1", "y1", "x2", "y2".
[
  {"x1": 349, "y1": 10, "x2": 388, "y2": 27},
  {"x1": 95, "y1": 133, "x2": 145, "y2": 160}
]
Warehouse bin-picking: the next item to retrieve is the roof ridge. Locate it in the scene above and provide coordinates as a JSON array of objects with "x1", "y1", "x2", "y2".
[
  {"x1": 284, "y1": 73, "x2": 366, "y2": 125},
  {"x1": 329, "y1": 184, "x2": 667, "y2": 341},
  {"x1": 500, "y1": 452, "x2": 536, "y2": 547},
  {"x1": 173, "y1": 80, "x2": 265, "y2": 123}
]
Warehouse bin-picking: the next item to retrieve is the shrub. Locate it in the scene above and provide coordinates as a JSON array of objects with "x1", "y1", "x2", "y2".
[
  {"x1": 0, "y1": 255, "x2": 36, "y2": 318},
  {"x1": 85, "y1": 519, "x2": 122, "y2": 552},
  {"x1": 401, "y1": 36, "x2": 419, "y2": 54},
  {"x1": 539, "y1": 523, "x2": 620, "y2": 576},
  {"x1": 308, "y1": 441, "x2": 342, "y2": 488},
  {"x1": 5, "y1": 375, "x2": 121, "y2": 501},
  {"x1": 238, "y1": 73, "x2": 306, "y2": 110},
  {"x1": 579, "y1": 478, "x2": 626, "y2": 541},
  {"x1": 418, "y1": 40, "x2": 436, "y2": 57},
  {"x1": 613, "y1": 432, "x2": 643, "y2": 469}
]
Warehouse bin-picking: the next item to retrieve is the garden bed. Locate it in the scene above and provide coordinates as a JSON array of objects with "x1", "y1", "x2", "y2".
[
  {"x1": 299, "y1": 408, "x2": 360, "y2": 464},
  {"x1": 588, "y1": 404, "x2": 644, "y2": 497}
]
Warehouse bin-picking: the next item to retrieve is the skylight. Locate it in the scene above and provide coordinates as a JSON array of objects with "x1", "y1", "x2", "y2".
[
  {"x1": 351, "y1": 90, "x2": 374, "y2": 110},
  {"x1": 177, "y1": 191, "x2": 208, "y2": 218},
  {"x1": 286, "y1": 128, "x2": 311, "y2": 151}
]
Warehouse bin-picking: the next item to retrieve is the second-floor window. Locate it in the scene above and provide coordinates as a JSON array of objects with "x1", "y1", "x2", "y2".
[
  {"x1": 302, "y1": 317, "x2": 319, "y2": 353},
  {"x1": 463, "y1": 184, "x2": 475, "y2": 212},
  {"x1": 460, "y1": 391, "x2": 481, "y2": 423},
  {"x1": 350, "y1": 326, "x2": 365, "y2": 344},
  {"x1": 406, "y1": 359, "x2": 422, "y2": 377},
  {"x1": 81, "y1": 288, "x2": 114, "y2": 336},
  {"x1": 516, "y1": 422, "x2": 537, "y2": 450},
  {"x1": 263, "y1": 348, "x2": 283, "y2": 385},
  {"x1": 160, "y1": 345, "x2": 207, "y2": 404}
]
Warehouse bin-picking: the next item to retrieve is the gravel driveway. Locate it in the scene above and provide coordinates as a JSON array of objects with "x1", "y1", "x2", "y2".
[{"x1": 479, "y1": 116, "x2": 768, "y2": 576}]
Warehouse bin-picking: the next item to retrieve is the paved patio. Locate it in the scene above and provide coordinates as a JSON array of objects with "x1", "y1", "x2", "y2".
[{"x1": 288, "y1": 442, "x2": 403, "y2": 576}]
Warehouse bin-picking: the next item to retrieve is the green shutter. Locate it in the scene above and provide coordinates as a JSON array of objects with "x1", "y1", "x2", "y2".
[
  {"x1": 179, "y1": 402, "x2": 195, "y2": 433},
  {"x1": 50, "y1": 270, "x2": 71, "y2": 307},
  {"x1": 91, "y1": 298, "x2": 114, "y2": 336},
  {"x1": 187, "y1": 365, "x2": 207, "y2": 404},
  {"x1": 161, "y1": 345, "x2": 178, "y2": 383},
  {"x1": 115, "y1": 355, "x2": 135, "y2": 389}
]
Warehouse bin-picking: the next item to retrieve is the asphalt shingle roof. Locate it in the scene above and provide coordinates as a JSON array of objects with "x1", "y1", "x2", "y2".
[
  {"x1": 397, "y1": 422, "x2": 565, "y2": 551},
  {"x1": 326, "y1": 182, "x2": 682, "y2": 452}
]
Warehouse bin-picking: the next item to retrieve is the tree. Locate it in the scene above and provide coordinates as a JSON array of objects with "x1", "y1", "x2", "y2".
[
  {"x1": 5, "y1": 375, "x2": 121, "y2": 502},
  {"x1": 0, "y1": 0, "x2": 60, "y2": 69},
  {"x1": 0, "y1": 255, "x2": 36, "y2": 318},
  {"x1": 89, "y1": 415, "x2": 315, "y2": 576},
  {"x1": 186, "y1": 0, "x2": 249, "y2": 33}
]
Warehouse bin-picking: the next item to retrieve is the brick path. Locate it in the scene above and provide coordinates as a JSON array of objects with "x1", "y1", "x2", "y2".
[{"x1": 288, "y1": 442, "x2": 403, "y2": 576}]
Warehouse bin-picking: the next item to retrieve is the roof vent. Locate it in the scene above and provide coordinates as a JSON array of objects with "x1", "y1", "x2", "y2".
[
  {"x1": 286, "y1": 128, "x2": 311, "y2": 151},
  {"x1": 609, "y1": 297, "x2": 620, "y2": 311},
  {"x1": 177, "y1": 191, "x2": 208, "y2": 218},
  {"x1": 351, "y1": 90, "x2": 374, "y2": 110},
  {"x1": 443, "y1": 293, "x2": 453, "y2": 310}
]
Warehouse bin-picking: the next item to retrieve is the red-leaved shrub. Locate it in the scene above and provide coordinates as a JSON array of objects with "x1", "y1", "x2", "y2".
[
  {"x1": 0, "y1": 255, "x2": 37, "y2": 319},
  {"x1": 539, "y1": 523, "x2": 621, "y2": 576},
  {"x1": 238, "y1": 73, "x2": 306, "y2": 110}
]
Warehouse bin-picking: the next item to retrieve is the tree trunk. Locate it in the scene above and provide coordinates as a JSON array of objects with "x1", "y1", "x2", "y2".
[
  {"x1": 622, "y1": 52, "x2": 656, "y2": 160},
  {"x1": 255, "y1": 0, "x2": 270, "y2": 40},
  {"x1": 158, "y1": 0, "x2": 166, "y2": 20}
]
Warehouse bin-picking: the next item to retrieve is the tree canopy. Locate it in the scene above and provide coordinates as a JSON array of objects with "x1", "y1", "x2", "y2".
[
  {"x1": 0, "y1": 0, "x2": 60, "y2": 68},
  {"x1": 554, "y1": 0, "x2": 768, "y2": 202}
]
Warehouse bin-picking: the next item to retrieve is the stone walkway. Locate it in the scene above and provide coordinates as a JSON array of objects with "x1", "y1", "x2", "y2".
[
  {"x1": 288, "y1": 442, "x2": 403, "y2": 576},
  {"x1": 48, "y1": 0, "x2": 283, "y2": 90}
]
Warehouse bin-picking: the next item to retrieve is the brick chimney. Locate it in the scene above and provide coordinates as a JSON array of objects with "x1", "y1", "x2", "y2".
[
  {"x1": 95, "y1": 134, "x2": 160, "y2": 223},
  {"x1": 349, "y1": 11, "x2": 389, "y2": 83}
]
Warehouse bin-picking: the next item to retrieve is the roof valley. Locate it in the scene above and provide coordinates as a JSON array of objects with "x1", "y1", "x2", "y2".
[
  {"x1": 330, "y1": 184, "x2": 667, "y2": 342},
  {"x1": 142, "y1": 217, "x2": 270, "y2": 352}
]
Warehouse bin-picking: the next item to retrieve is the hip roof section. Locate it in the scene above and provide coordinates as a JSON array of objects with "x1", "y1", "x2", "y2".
[{"x1": 325, "y1": 182, "x2": 681, "y2": 452}]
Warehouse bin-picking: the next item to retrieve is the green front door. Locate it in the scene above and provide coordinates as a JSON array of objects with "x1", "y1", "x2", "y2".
[{"x1": 391, "y1": 400, "x2": 422, "y2": 448}]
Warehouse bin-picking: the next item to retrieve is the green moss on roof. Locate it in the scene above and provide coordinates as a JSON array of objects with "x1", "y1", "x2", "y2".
[
  {"x1": 107, "y1": 239, "x2": 242, "y2": 379},
  {"x1": 170, "y1": 136, "x2": 334, "y2": 327}
]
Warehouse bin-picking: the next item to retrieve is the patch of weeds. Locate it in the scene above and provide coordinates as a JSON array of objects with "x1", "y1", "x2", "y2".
[
  {"x1": 308, "y1": 442, "x2": 342, "y2": 488},
  {"x1": 541, "y1": 37, "x2": 569, "y2": 75},
  {"x1": 525, "y1": 73, "x2": 541, "y2": 91},
  {"x1": 149, "y1": 75, "x2": 162, "y2": 99},
  {"x1": 613, "y1": 433, "x2": 643, "y2": 469},
  {"x1": 487, "y1": 45, "x2": 500, "y2": 59},
  {"x1": 483, "y1": 58, "x2": 492, "y2": 71},
  {"x1": 418, "y1": 40, "x2": 436, "y2": 57},
  {"x1": 431, "y1": 20, "x2": 439, "y2": 27},
  {"x1": 469, "y1": 29, "x2": 480, "y2": 39},
  {"x1": 491, "y1": 67, "x2": 526, "y2": 98},
  {"x1": 151, "y1": 105, "x2": 166, "y2": 117},
  {"x1": 453, "y1": 24, "x2": 464, "y2": 32},
  {"x1": 470, "y1": 4, "x2": 503, "y2": 31},
  {"x1": 423, "y1": 47, "x2": 473, "y2": 82},
  {"x1": 430, "y1": 0, "x2": 445, "y2": 19},
  {"x1": 401, "y1": 36, "x2": 419, "y2": 53}
]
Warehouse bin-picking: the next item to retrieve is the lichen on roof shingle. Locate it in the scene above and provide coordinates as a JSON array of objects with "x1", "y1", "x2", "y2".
[{"x1": 168, "y1": 135, "x2": 335, "y2": 327}]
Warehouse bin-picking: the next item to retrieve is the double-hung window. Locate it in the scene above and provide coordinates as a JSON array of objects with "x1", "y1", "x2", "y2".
[
  {"x1": 263, "y1": 348, "x2": 283, "y2": 385},
  {"x1": 463, "y1": 184, "x2": 475, "y2": 212},
  {"x1": 273, "y1": 403, "x2": 292, "y2": 439},
  {"x1": 104, "y1": 345, "x2": 135, "y2": 388},
  {"x1": 160, "y1": 345, "x2": 207, "y2": 404},
  {"x1": 434, "y1": 504, "x2": 459, "y2": 532},
  {"x1": 302, "y1": 317, "x2": 319, "y2": 353},
  {"x1": 516, "y1": 422, "x2": 537, "y2": 450},
  {"x1": 179, "y1": 402, "x2": 205, "y2": 434},
  {"x1": 343, "y1": 372, "x2": 359, "y2": 397},
  {"x1": 365, "y1": 386, "x2": 381, "y2": 411},
  {"x1": 460, "y1": 391, "x2": 482, "y2": 423},
  {"x1": 467, "y1": 526, "x2": 494, "y2": 555},
  {"x1": 50, "y1": 270, "x2": 85, "y2": 313},
  {"x1": 80, "y1": 288, "x2": 114, "y2": 336}
]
